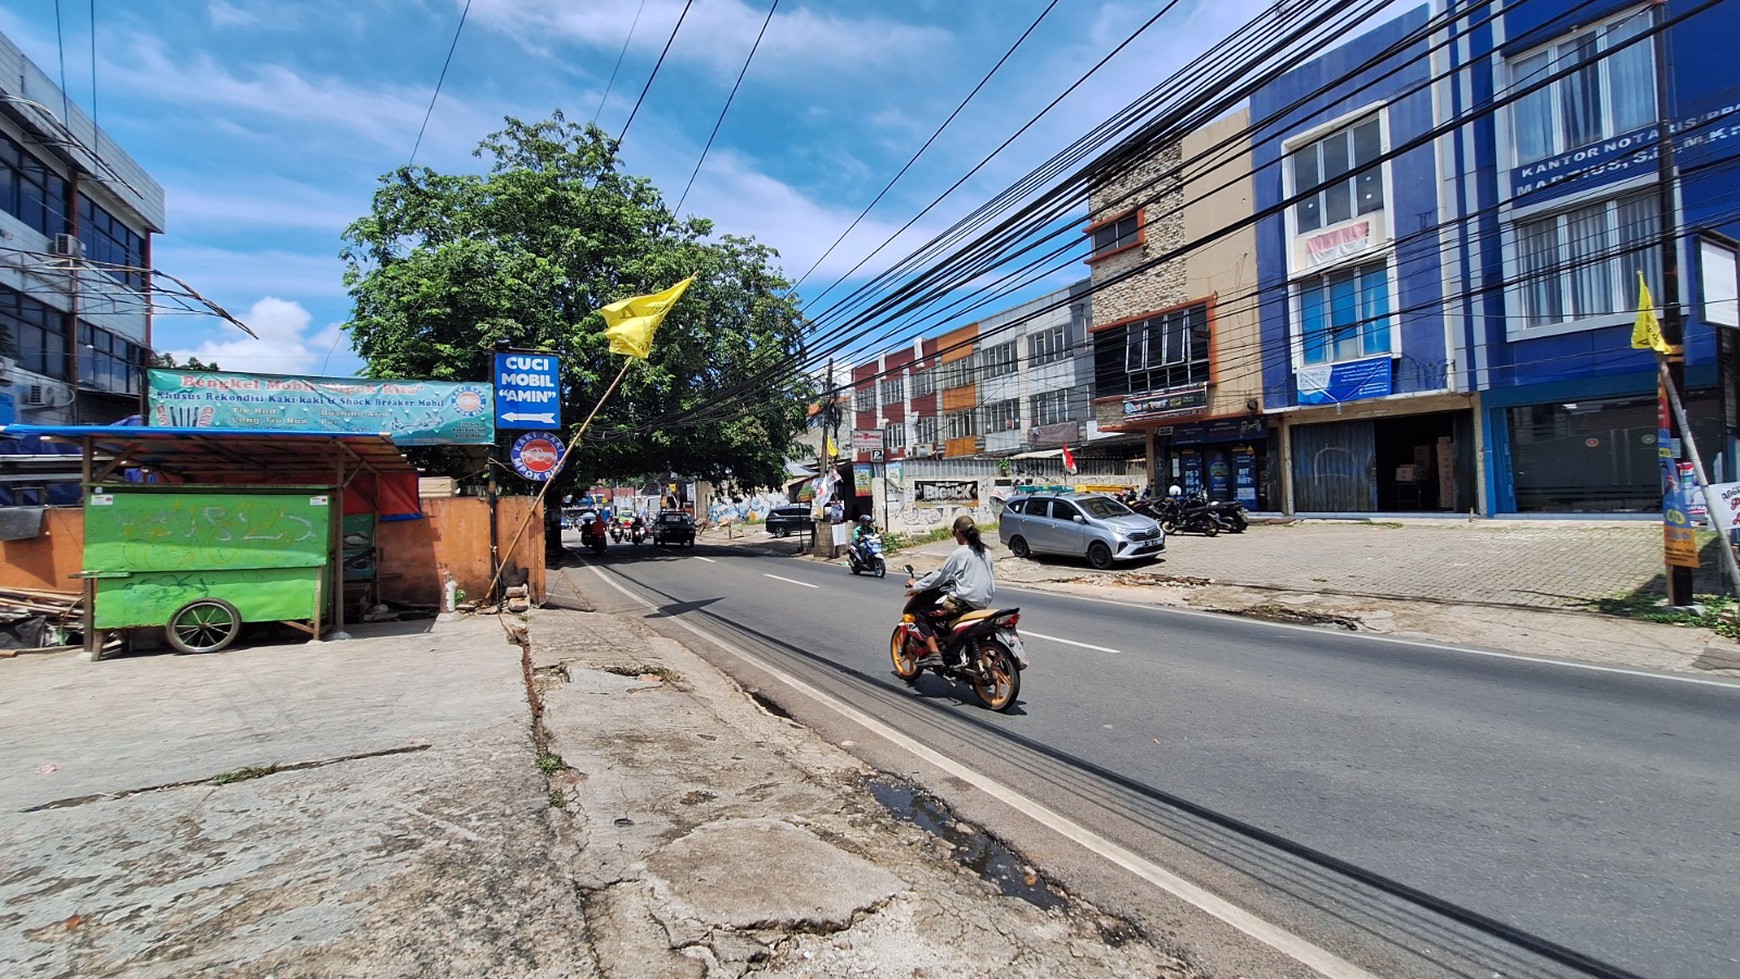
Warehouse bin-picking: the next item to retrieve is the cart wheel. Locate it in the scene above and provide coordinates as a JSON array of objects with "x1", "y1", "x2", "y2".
[{"x1": 166, "y1": 598, "x2": 242, "y2": 654}]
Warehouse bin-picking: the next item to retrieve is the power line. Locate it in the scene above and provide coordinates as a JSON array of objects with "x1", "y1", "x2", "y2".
[
  {"x1": 410, "y1": 0, "x2": 473, "y2": 166},
  {"x1": 594, "y1": 0, "x2": 650, "y2": 126},
  {"x1": 619, "y1": 0, "x2": 695, "y2": 145},
  {"x1": 674, "y1": 0, "x2": 779, "y2": 216}
]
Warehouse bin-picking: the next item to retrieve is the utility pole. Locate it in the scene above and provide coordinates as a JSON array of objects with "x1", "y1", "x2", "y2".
[{"x1": 1651, "y1": 0, "x2": 1695, "y2": 605}]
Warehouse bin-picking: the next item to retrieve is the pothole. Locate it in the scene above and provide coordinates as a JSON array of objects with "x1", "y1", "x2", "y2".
[
  {"x1": 1230, "y1": 604, "x2": 1360, "y2": 630},
  {"x1": 860, "y1": 775, "x2": 1064, "y2": 911},
  {"x1": 747, "y1": 689, "x2": 792, "y2": 719},
  {"x1": 595, "y1": 663, "x2": 683, "y2": 683}
]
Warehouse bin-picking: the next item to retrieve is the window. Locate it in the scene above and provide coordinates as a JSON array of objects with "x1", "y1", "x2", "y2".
[
  {"x1": 940, "y1": 356, "x2": 974, "y2": 389},
  {"x1": 884, "y1": 422, "x2": 907, "y2": 450},
  {"x1": 945, "y1": 409, "x2": 977, "y2": 440},
  {"x1": 1051, "y1": 500, "x2": 1082, "y2": 521},
  {"x1": 981, "y1": 341, "x2": 1017, "y2": 378},
  {"x1": 981, "y1": 398, "x2": 1020, "y2": 433},
  {"x1": 0, "y1": 285, "x2": 67, "y2": 379},
  {"x1": 915, "y1": 415, "x2": 939, "y2": 445},
  {"x1": 78, "y1": 197, "x2": 147, "y2": 290},
  {"x1": 1515, "y1": 190, "x2": 1659, "y2": 328},
  {"x1": 0, "y1": 134, "x2": 68, "y2": 237},
  {"x1": 910, "y1": 367, "x2": 936, "y2": 397},
  {"x1": 78, "y1": 322, "x2": 146, "y2": 396},
  {"x1": 853, "y1": 384, "x2": 875, "y2": 413},
  {"x1": 1031, "y1": 388, "x2": 1072, "y2": 426},
  {"x1": 1090, "y1": 209, "x2": 1141, "y2": 258},
  {"x1": 1511, "y1": 12, "x2": 1653, "y2": 165},
  {"x1": 1030, "y1": 324, "x2": 1070, "y2": 366},
  {"x1": 1291, "y1": 115, "x2": 1384, "y2": 234},
  {"x1": 1092, "y1": 302, "x2": 1211, "y2": 398},
  {"x1": 879, "y1": 375, "x2": 904, "y2": 406},
  {"x1": 1299, "y1": 260, "x2": 1393, "y2": 365}
]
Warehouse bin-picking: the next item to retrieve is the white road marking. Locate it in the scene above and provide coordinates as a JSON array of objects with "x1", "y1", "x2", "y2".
[
  {"x1": 1023, "y1": 630, "x2": 1118, "y2": 654},
  {"x1": 588, "y1": 565, "x2": 1380, "y2": 979},
  {"x1": 693, "y1": 556, "x2": 718, "y2": 563},
  {"x1": 1000, "y1": 586, "x2": 1740, "y2": 691},
  {"x1": 763, "y1": 573, "x2": 818, "y2": 589}
]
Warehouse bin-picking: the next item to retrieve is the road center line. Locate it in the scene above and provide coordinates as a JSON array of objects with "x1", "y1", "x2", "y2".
[
  {"x1": 693, "y1": 556, "x2": 718, "y2": 563},
  {"x1": 588, "y1": 565, "x2": 1378, "y2": 979},
  {"x1": 763, "y1": 573, "x2": 818, "y2": 589},
  {"x1": 1022, "y1": 630, "x2": 1118, "y2": 653}
]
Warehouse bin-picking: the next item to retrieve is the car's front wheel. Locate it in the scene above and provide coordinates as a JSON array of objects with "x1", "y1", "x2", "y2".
[
  {"x1": 774, "y1": 526, "x2": 789, "y2": 538},
  {"x1": 1086, "y1": 541, "x2": 1113, "y2": 570}
]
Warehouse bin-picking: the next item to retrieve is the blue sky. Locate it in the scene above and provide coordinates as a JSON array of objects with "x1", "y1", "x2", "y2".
[{"x1": 0, "y1": 0, "x2": 1291, "y2": 378}]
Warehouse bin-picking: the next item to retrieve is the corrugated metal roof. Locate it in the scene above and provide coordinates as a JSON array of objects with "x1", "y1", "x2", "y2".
[{"x1": 0, "y1": 425, "x2": 417, "y2": 482}]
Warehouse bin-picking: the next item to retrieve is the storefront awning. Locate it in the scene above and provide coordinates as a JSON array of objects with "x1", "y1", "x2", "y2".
[
  {"x1": 0, "y1": 424, "x2": 418, "y2": 483},
  {"x1": 1010, "y1": 448, "x2": 1063, "y2": 460}
]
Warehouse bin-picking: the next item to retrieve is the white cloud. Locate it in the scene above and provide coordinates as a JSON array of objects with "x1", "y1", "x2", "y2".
[
  {"x1": 467, "y1": 0, "x2": 948, "y2": 80},
  {"x1": 206, "y1": 2, "x2": 258, "y2": 28},
  {"x1": 165, "y1": 297, "x2": 346, "y2": 374}
]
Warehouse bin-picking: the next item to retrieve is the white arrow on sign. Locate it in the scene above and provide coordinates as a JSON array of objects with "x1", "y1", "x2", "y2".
[{"x1": 501, "y1": 411, "x2": 557, "y2": 424}]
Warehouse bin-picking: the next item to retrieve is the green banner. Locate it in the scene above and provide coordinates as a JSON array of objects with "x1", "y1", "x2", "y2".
[
  {"x1": 147, "y1": 369, "x2": 494, "y2": 445},
  {"x1": 84, "y1": 489, "x2": 332, "y2": 573}
]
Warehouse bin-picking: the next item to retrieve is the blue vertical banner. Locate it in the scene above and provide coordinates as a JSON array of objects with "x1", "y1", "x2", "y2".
[
  {"x1": 1232, "y1": 445, "x2": 1258, "y2": 507},
  {"x1": 494, "y1": 353, "x2": 562, "y2": 430}
]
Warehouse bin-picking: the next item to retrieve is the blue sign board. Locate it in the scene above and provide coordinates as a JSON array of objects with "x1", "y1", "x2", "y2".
[
  {"x1": 1296, "y1": 356, "x2": 1392, "y2": 406},
  {"x1": 148, "y1": 370, "x2": 493, "y2": 445},
  {"x1": 510, "y1": 430, "x2": 565, "y2": 481},
  {"x1": 0, "y1": 390, "x2": 13, "y2": 425},
  {"x1": 494, "y1": 353, "x2": 561, "y2": 430}
]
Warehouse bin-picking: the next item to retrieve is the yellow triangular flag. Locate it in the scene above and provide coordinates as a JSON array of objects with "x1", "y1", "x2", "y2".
[
  {"x1": 826, "y1": 435, "x2": 839, "y2": 458},
  {"x1": 1632, "y1": 271, "x2": 1669, "y2": 354},
  {"x1": 601, "y1": 276, "x2": 694, "y2": 358}
]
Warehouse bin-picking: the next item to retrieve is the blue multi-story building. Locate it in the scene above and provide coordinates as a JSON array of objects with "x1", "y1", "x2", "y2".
[
  {"x1": 1252, "y1": 7, "x2": 1476, "y2": 514},
  {"x1": 1438, "y1": 0, "x2": 1739, "y2": 513}
]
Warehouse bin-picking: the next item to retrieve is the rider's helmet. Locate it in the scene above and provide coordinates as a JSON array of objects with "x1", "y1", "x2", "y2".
[{"x1": 858, "y1": 514, "x2": 873, "y2": 525}]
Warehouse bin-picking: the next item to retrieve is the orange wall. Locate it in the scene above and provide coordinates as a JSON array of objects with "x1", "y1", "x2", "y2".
[
  {"x1": 0, "y1": 508, "x2": 85, "y2": 595},
  {"x1": 377, "y1": 496, "x2": 545, "y2": 606}
]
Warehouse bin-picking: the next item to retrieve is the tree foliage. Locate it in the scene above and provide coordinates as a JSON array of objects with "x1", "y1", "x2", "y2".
[
  {"x1": 339, "y1": 111, "x2": 813, "y2": 493},
  {"x1": 151, "y1": 352, "x2": 221, "y2": 371}
]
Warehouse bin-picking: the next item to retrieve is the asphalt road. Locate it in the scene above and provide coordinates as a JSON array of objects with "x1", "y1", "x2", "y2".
[{"x1": 569, "y1": 536, "x2": 1740, "y2": 979}]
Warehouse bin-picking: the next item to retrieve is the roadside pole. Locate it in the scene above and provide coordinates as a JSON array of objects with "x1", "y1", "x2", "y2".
[
  {"x1": 1651, "y1": 0, "x2": 1695, "y2": 605},
  {"x1": 1658, "y1": 361, "x2": 1740, "y2": 598}
]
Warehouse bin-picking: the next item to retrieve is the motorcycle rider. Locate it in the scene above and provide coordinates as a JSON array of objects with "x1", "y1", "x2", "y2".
[
  {"x1": 905, "y1": 515, "x2": 994, "y2": 669},
  {"x1": 851, "y1": 514, "x2": 877, "y2": 554}
]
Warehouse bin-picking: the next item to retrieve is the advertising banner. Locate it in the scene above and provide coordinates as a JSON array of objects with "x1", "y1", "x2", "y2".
[
  {"x1": 913, "y1": 479, "x2": 978, "y2": 508},
  {"x1": 509, "y1": 431, "x2": 565, "y2": 481},
  {"x1": 851, "y1": 430, "x2": 885, "y2": 452},
  {"x1": 853, "y1": 464, "x2": 875, "y2": 494},
  {"x1": 1123, "y1": 386, "x2": 1207, "y2": 421},
  {"x1": 148, "y1": 370, "x2": 494, "y2": 445},
  {"x1": 1296, "y1": 356, "x2": 1392, "y2": 406}
]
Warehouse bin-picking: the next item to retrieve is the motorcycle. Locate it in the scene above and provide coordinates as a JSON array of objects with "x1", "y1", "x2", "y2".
[
  {"x1": 579, "y1": 519, "x2": 608, "y2": 554},
  {"x1": 1206, "y1": 498, "x2": 1248, "y2": 533},
  {"x1": 1148, "y1": 494, "x2": 1220, "y2": 536},
  {"x1": 609, "y1": 519, "x2": 625, "y2": 543},
  {"x1": 846, "y1": 532, "x2": 887, "y2": 578},
  {"x1": 889, "y1": 565, "x2": 1025, "y2": 712},
  {"x1": 631, "y1": 519, "x2": 647, "y2": 545}
]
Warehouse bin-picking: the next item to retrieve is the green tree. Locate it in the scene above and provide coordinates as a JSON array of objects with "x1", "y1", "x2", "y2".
[
  {"x1": 338, "y1": 111, "x2": 813, "y2": 494},
  {"x1": 151, "y1": 352, "x2": 222, "y2": 371}
]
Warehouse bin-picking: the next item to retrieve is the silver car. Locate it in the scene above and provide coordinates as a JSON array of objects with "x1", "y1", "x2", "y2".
[{"x1": 998, "y1": 492, "x2": 1165, "y2": 569}]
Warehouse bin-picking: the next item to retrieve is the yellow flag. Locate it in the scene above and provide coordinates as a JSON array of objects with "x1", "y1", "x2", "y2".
[
  {"x1": 826, "y1": 435, "x2": 839, "y2": 458},
  {"x1": 1632, "y1": 271, "x2": 1669, "y2": 354},
  {"x1": 601, "y1": 276, "x2": 694, "y2": 358}
]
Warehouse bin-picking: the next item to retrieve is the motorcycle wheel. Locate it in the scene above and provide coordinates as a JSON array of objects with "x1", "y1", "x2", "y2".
[
  {"x1": 1161, "y1": 518, "x2": 1178, "y2": 534},
  {"x1": 873, "y1": 558, "x2": 886, "y2": 579},
  {"x1": 889, "y1": 626, "x2": 922, "y2": 683},
  {"x1": 971, "y1": 639, "x2": 1021, "y2": 712},
  {"x1": 1229, "y1": 514, "x2": 1247, "y2": 533},
  {"x1": 849, "y1": 560, "x2": 860, "y2": 575},
  {"x1": 1201, "y1": 521, "x2": 1218, "y2": 537}
]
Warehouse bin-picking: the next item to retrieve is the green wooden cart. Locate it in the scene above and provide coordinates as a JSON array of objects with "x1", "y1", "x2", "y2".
[{"x1": 80, "y1": 486, "x2": 333, "y2": 653}]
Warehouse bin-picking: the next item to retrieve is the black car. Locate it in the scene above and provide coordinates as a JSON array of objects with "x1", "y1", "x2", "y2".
[
  {"x1": 653, "y1": 510, "x2": 696, "y2": 546},
  {"x1": 764, "y1": 504, "x2": 815, "y2": 538}
]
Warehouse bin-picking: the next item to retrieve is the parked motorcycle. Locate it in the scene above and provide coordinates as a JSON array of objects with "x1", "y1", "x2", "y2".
[
  {"x1": 846, "y1": 533, "x2": 887, "y2": 578},
  {"x1": 1148, "y1": 494, "x2": 1219, "y2": 536},
  {"x1": 889, "y1": 565, "x2": 1025, "y2": 712},
  {"x1": 1206, "y1": 498, "x2": 1248, "y2": 533}
]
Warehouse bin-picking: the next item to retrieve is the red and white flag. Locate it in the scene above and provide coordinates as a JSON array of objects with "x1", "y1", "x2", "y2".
[{"x1": 1061, "y1": 443, "x2": 1078, "y2": 475}]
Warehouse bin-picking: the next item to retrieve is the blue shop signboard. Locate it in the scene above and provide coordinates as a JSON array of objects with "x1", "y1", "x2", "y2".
[
  {"x1": 494, "y1": 353, "x2": 562, "y2": 430},
  {"x1": 147, "y1": 369, "x2": 493, "y2": 445},
  {"x1": 1296, "y1": 356, "x2": 1392, "y2": 406},
  {"x1": 1510, "y1": 100, "x2": 1740, "y2": 205}
]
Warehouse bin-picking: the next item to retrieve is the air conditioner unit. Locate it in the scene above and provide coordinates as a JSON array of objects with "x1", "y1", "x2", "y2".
[
  {"x1": 51, "y1": 234, "x2": 83, "y2": 258},
  {"x1": 909, "y1": 444, "x2": 935, "y2": 458},
  {"x1": 25, "y1": 383, "x2": 51, "y2": 406}
]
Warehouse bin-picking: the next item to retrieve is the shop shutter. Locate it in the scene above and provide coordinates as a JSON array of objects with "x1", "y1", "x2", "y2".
[{"x1": 1291, "y1": 419, "x2": 1376, "y2": 512}]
